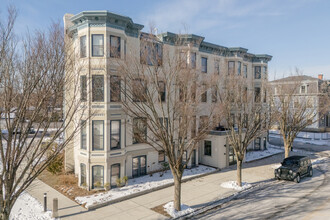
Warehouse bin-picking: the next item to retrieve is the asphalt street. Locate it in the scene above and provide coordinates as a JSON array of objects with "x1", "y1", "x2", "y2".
[{"x1": 192, "y1": 138, "x2": 330, "y2": 220}]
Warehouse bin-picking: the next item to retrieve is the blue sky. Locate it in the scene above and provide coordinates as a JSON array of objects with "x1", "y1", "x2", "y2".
[{"x1": 1, "y1": 0, "x2": 330, "y2": 80}]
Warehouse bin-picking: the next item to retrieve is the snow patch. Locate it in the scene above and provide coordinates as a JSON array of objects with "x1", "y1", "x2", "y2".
[
  {"x1": 271, "y1": 164, "x2": 281, "y2": 169},
  {"x1": 220, "y1": 181, "x2": 252, "y2": 191},
  {"x1": 10, "y1": 192, "x2": 53, "y2": 220},
  {"x1": 312, "y1": 157, "x2": 328, "y2": 165},
  {"x1": 245, "y1": 145, "x2": 283, "y2": 162},
  {"x1": 76, "y1": 165, "x2": 216, "y2": 208},
  {"x1": 163, "y1": 201, "x2": 194, "y2": 218}
]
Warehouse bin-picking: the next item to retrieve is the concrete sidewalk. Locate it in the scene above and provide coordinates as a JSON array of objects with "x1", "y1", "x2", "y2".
[
  {"x1": 26, "y1": 179, "x2": 87, "y2": 218},
  {"x1": 27, "y1": 150, "x2": 312, "y2": 220}
]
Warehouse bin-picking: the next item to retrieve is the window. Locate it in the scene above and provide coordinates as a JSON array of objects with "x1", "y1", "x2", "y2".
[
  {"x1": 182, "y1": 151, "x2": 187, "y2": 164},
  {"x1": 80, "y1": 35, "x2": 86, "y2": 58},
  {"x1": 80, "y1": 163, "x2": 86, "y2": 186},
  {"x1": 263, "y1": 66, "x2": 267, "y2": 76},
  {"x1": 110, "y1": 120, "x2": 121, "y2": 150},
  {"x1": 191, "y1": 116, "x2": 196, "y2": 138},
  {"x1": 92, "y1": 120, "x2": 104, "y2": 150},
  {"x1": 159, "y1": 117, "x2": 168, "y2": 130},
  {"x1": 238, "y1": 61, "x2": 241, "y2": 75},
  {"x1": 133, "y1": 118, "x2": 147, "y2": 144},
  {"x1": 231, "y1": 113, "x2": 236, "y2": 127},
  {"x1": 201, "y1": 84, "x2": 207, "y2": 103},
  {"x1": 132, "y1": 156, "x2": 146, "y2": 177},
  {"x1": 92, "y1": 75, "x2": 104, "y2": 102},
  {"x1": 180, "y1": 51, "x2": 187, "y2": 68},
  {"x1": 80, "y1": 75, "x2": 87, "y2": 101},
  {"x1": 81, "y1": 120, "x2": 87, "y2": 150},
  {"x1": 228, "y1": 61, "x2": 235, "y2": 75},
  {"x1": 110, "y1": 164, "x2": 120, "y2": 187},
  {"x1": 254, "y1": 66, "x2": 261, "y2": 79},
  {"x1": 110, "y1": 35, "x2": 121, "y2": 58},
  {"x1": 190, "y1": 52, "x2": 196, "y2": 69},
  {"x1": 179, "y1": 85, "x2": 188, "y2": 102},
  {"x1": 92, "y1": 165, "x2": 104, "y2": 189},
  {"x1": 243, "y1": 65, "x2": 247, "y2": 78},
  {"x1": 201, "y1": 57, "x2": 207, "y2": 73},
  {"x1": 301, "y1": 85, "x2": 306, "y2": 94},
  {"x1": 158, "y1": 81, "x2": 166, "y2": 102},
  {"x1": 204, "y1": 140, "x2": 212, "y2": 156},
  {"x1": 212, "y1": 86, "x2": 217, "y2": 103},
  {"x1": 110, "y1": 75, "x2": 121, "y2": 102},
  {"x1": 263, "y1": 89, "x2": 267, "y2": 103},
  {"x1": 133, "y1": 78, "x2": 147, "y2": 102},
  {"x1": 158, "y1": 151, "x2": 165, "y2": 163},
  {"x1": 254, "y1": 137, "x2": 261, "y2": 150},
  {"x1": 140, "y1": 41, "x2": 162, "y2": 66},
  {"x1": 215, "y1": 60, "x2": 220, "y2": 74},
  {"x1": 255, "y1": 87, "x2": 261, "y2": 103},
  {"x1": 92, "y1": 34, "x2": 104, "y2": 57}
]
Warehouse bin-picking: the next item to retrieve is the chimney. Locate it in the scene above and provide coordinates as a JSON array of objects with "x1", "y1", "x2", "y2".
[{"x1": 318, "y1": 74, "x2": 323, "y2": 80}]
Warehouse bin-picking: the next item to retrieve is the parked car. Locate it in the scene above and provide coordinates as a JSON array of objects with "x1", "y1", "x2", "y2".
[{"x1": 274, "y1": 156, "x2": 313, "y2": 183}]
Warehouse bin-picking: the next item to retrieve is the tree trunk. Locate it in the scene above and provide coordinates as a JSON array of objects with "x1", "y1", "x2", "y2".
[
  {"x1": 0, "y1": 202, "x2": 11, "y2": 220},
  {"x1": 284, "y1": 141, "x2": 290, "y2": 158},
  {"x1": 237, "y1": 160, "x2": 242, "y2": 187},
  {"x1": 173, "y1": 172, "x2": 182, "y2": 211}
]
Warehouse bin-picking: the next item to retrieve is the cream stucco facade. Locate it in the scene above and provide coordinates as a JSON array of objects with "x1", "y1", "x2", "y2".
[{"x1": 64, "y1": 11, "x2": 271, "y2": 190}]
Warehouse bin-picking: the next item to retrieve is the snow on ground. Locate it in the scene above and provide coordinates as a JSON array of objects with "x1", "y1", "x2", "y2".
[
  {"x1": 75, "y1": 165, "x2": 216, "y2": 208},
  {"x1": 269, "y1": 130, "x2": 330, "y2": 146},
  {"x1": 312, "y1": 157, "x2": 328, "y2": 165},
  {"x1": 245, "y1": 145, "x2": 283, "y2": 162},
  {"x1": 163, "y1": 201, "x2": 194, "y2": 218},
  {"x1": 271, "y1": 163, "x2": 281, "y2": 169},
  {"x1": 220, "y1": 181, "x2": 252, "y2": 191},
  {"x1": 294, "y1": 138, "x2": 329, "y2": 146},
  {"x1": 10, "y1": 192, "x2": 53, "y2": 220}
]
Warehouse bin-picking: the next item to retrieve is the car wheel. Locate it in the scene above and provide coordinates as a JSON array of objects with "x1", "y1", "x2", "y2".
[
  {"x1": 308, "y1": 168, "x2": 313, "y2": 177},
  {"x1": 294, "y1": 174, "x2": 300, "y2": 183}
]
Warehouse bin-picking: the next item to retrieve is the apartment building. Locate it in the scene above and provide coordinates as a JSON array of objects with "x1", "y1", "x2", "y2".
[
  {"x1": 270, "y1": 74, "x2": 330, "y2": 132},
  {"x1": 64, "y1": 11, "x2": 272, "y2": 190}
]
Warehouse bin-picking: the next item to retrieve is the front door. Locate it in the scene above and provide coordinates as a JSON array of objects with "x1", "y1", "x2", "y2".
[{"x1": 132, "y1": 156, "x2": 146, "y2": 178}]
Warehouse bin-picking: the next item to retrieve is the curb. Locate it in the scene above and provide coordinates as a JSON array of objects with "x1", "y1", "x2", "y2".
[{"x1": 86, "y1": 168, "x2": 220, "y2": 210}]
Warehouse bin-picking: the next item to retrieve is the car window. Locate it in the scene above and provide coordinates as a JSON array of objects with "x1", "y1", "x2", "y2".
[{"x1": 283, "y1": 159, "x2": 298, "y2": 166}]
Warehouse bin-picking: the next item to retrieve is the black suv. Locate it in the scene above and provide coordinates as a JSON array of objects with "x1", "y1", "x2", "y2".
[{"x1": 274, "y1": 156, "x2": 313, "y2": 183}]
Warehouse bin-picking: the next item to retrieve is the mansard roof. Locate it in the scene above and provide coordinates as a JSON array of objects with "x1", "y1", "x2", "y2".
[{"x1": 68, "y1": 11, "x2": 144, "y2": 37}]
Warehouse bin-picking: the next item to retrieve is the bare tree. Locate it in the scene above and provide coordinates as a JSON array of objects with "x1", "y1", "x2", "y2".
[
  {"x1": 269, "y1": 72, "x2": 330, "y2": 158},
  {"x1": 218, "y1": 73, "x2": 270, "y2": 186},
  {"x1": 111, "y1": 32, "x2": 218, "y2": 211},
  {"x1": 0, "y1": 7, "x2": 85, "y2": 219}
]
